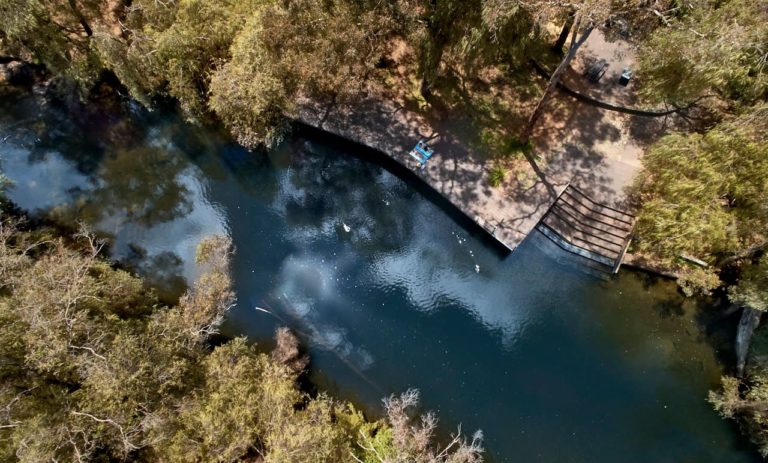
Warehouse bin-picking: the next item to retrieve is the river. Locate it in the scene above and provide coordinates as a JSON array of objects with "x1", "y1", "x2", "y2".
[{"x1": 0, "y1": 90, "x2": 760, "y2": 462}]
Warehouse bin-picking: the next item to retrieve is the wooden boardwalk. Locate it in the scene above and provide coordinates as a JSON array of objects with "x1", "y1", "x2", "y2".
[
  {"x1": 296, "y1": 97, "x2": 558, "y2": 253},
  {"x1": 536, "y1": 184, "x2": 635, "y2": 274},
  {"x1": 295, "y1": 84, "x2": 650, "y2": 260}
]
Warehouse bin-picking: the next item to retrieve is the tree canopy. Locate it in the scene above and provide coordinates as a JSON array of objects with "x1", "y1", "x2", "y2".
[
  {"x1": 4, "y1": 0, "x2": 768, "y2": 457},
  {"x1": 1, "y1": 0, "x2": 548, "y2": 146},
  {"x1": 730, "y1": 257, "x2": 768, "y2": 313},
  {"x1": 0, "y1": 0, "x2": 106, "y2": 88},
  {"x1": 637, "y1": 0, "x2": 768, "y2": 109},
  {"x1": 208, "y1": 0, "x2": 404, "y2": 147},
  {"x1": 0, "y1": 216, "x2": 484, "y2": 462},
  {"x1": 632, "y1": 103, "x2": 768, "y2": 293}
]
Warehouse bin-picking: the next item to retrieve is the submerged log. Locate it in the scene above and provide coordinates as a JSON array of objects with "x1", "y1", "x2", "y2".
[{"x1": 736, "y1": 307, "x2": 763, "y2": 377}]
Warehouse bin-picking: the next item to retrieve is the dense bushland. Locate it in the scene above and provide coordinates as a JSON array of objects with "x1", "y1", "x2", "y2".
[{"x1": 0, "y1": 211, "x2": 482, "y2": 462}]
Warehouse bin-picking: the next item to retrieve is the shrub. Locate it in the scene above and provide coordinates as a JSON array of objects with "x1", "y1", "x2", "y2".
[{"x1": 488, "y1": 166, "x2": 506, "y2": 187}]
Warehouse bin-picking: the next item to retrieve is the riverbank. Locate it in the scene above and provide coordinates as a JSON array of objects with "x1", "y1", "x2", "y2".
[
  {"x1": 1, "y1": 85, "x2": 762, "y2": 462},
  {"x1": 295, "y1": 91, "x2": 644, "y2": 254},
  {"x1": 296, "y1": 30, "x2": 667, "y2": 263},
  {"x1": 0, "y1": 206, "x2": 485, "y2": 462},
  {"x1": 1, "y1": 52, "x2": 678, "y2": 280}
]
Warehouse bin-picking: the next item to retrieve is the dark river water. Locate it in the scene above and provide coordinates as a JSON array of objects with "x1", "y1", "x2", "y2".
[{"x1": 0, "y1": 91, "x2": 760, "y2": 462}]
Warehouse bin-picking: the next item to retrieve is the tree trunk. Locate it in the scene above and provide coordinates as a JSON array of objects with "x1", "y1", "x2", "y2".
[
  {"x1": 521, "y1": 17, "x2": 593, "y2": 145},
  {"x1": 418, "y1": 0, "x2": 448, "y2": 100},
  {"x1": 733, "y1": 401, "x2": 768, "y2": 416},
  {"x1": 419, "y1": 32, "x2": 447, "y2": 100},
  {"x1": 523, "y1": 150, "x2": 557, "y2": 197},
  {"x1": 318, "y1": 92, "x2": 338, "y2": 129},
  {"x1": 717, "y1": 240, "x2": 768, "y2": 267},
  {"x1": 736, "y1": 307, "x2": 762, "y2": 378},
  {"x1": 420, "y1": 76, "x2": 434, "y2": 100},
  {"x1": 553, "y1": 14, "x2": 575, "y2": 53},
  {"x1": 68, "y1": 0, "x2": 93, "y2": 37}
]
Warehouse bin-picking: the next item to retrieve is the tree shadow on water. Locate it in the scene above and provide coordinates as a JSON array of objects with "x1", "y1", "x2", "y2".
[
  {"x1": 654, "y1": 298, "x2": 686, "y2": 318},
  {"x1": 125, "y1": 245, "x2": 188, "y2": 305}
]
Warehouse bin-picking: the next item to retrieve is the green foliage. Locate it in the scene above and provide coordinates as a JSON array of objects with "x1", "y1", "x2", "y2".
[
  {"x1": 362, "y1": 389, "x2": 484, "y2": 463},
  {"x1": 730, "y1": 257, "x2": 768, "y2": 312},
  {"x1": 0, "y1": 226, "x2": 240, "y2": 460},
  {"x1": 488, "y1": 165, "x2": 506, "y2": 187},
  {"x1": 676, "y1": 266, "x2": 722, "y2": 297},
  {"x1": 508, "y1": 137, "x2": 533, "y2": 155},
  {"x1": 637, "y1": 0, "x2": 768, "y2": 107},
  {"x1": 207, "y1": 10, "x2": 289, "y2": 149},
  {"x1": 91, "y1": 0, "x2": 260, "y2": 114},
  {"x1": 709, "y1": 375, "x2": 743, "y2": 419},
  {"x1": 0, "y1": 171, "x2": 9, "y2": 206},
  {"x1": 633, "y1": 103, "x2": 768, "y2": 290},
  {"x1": 0, "y1": 220, "x2": 484, "y2": 462},
  {"x1": 480, "y1": 127, "x2": 532, "y2": 158},
  {"x1": 0, "y1": 0, "x2": 541, "y2": 149},
  {"x1": 416, "y1": 0, "x2": 482, "y2": 91},
  {"x1": 416, "y1": 0, "x2": 538, "y2": 95},
  {"x1": 209, "y1": 0, "x2": 401, "y2": 148},
  {"x1": 709, "y1": 259, "x2": 768, "y2": 456},
  {"x1": 710, "y1": 327, "x2": 768, "y2": 457},
  {"x1": 162, "y1": 339, "x2": 297, "y2": 462},
  {"x1": 124, "y1": 0, "x2": 261, "y2": 117},
  {"x1": 0, "y1": 0, "x2": 105, "y2": 91}
]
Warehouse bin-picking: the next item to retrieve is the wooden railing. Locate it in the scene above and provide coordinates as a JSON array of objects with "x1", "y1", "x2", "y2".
[{"x1": 536, "y1": 184, "x2": 635, "y2": 274}]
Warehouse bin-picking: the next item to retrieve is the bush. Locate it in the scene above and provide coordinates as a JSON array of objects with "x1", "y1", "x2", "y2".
[{"x1": 488, "y1": 166, "x2": 507, "y2": 187}]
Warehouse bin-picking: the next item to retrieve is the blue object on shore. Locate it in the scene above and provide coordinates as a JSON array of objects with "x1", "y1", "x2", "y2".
[
  {"x1": 415, "y1": 145, "x2": 431, "y2": 158},
  {"x1": 409, "y1": 140, "x2": 434, "y2": 168}
]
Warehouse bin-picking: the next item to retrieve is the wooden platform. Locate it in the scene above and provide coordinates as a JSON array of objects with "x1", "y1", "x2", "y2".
[
  {"x1": 536, "y1": 184, "x2": 635, "y2": 274},
  {"x1": 295, "y1": 100, "x2": 555, "y2": 253},
  {"x1": 295, "y1": 86, "x2": 650, "y2": 263}
]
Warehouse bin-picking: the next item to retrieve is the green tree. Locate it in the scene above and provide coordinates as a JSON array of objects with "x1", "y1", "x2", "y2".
[
  {"x1": 516, "y1": 0, "x2": 675, "y2": 145},
  {"x1": 633, "y1": 103, "x2": 768, "y2": 293},
  {"x1": 636, "y1": 103, "x2": 768, "y2": 417},
  {"x1": 710, "y1": 320, "x2": 768, "y2": 457},
  {"x1": 410, "y1": 0, "x2": 539, "y2": 99},
  {"x1": 359, "y1": 389, "x2": 484, "y2": 463},
  {"x1": 0, "y1": 0, "x2": 108, "y2": 90},
  {"x1": 462, "y1": 1, "x2": 538, "y2": 77},
  {"x1": 161, "y1": 338, "x2": 300, "y2": 462},
  {"x1": 710, "y1": 375, "x2": 768, "y2": 456},
  {"x1": 208, "y1": 0, "x2": 401, "y2": 148},
  {"x1": 637, "y1": 0, "x2": 768, "y2": 109},
  {"x1": 0, "y1": 219, "x2": 484, "y2": 462},
  {"x1": 0, "y1": 228, "x2": 234, "y2": 460},
  {"x1": 731, "y1": 257, "x2": 768, "y2": 313},
  {"x1": 729, "y1": 257, "x2": 768, "y2": 377},
  {"x1": 96, "y1": 0, "x2": 261, "y2": 117},
  {"x1": 414, "y1": 0, "x2": 482, "y2": 98},
  {"x1": 519, "y1": 6, "x2": 593, "y2": 146},
  {"x1": 0, "y1": 170, "x2": 8, "y2": 206}
]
